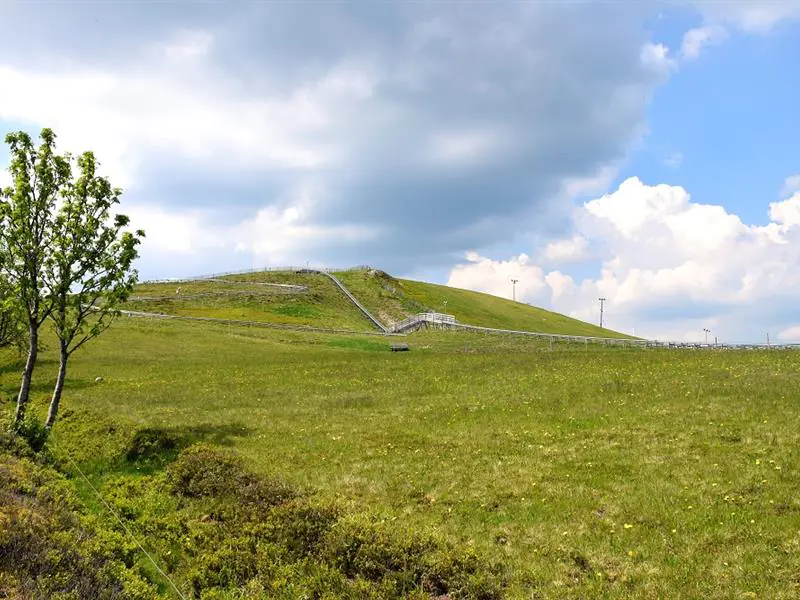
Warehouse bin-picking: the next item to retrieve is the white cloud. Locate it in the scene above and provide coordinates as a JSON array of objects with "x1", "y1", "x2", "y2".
[
  {"x1": 124, "y1": 204, "x2": 225, "y2": 256},
  {"x1": 448, "y1": 253, "x2": 547, "y2": 302},
  {"x1": 0, "y1": 30, "x2": 370, "y2": 188},
  {"x1": 448, "y1": 176, "x2": 800, "y2": 342},
  {"x1": 232, "y1": 185, "x2": 381, "y2": 264},
  {"x1": 119, "y1": 182, "x2": 380, "y2": 272},
  {"x1": 679, "y1": 2, "x2": 800, "y2": 61},
  {"x1": 680, "y1": 24, "x2": 728, "y2": 60},
  {"x1": 639, "y1": 42, "x2": 678, "y2": 79},
  {"x1": 693, "y1": 1, "x2": 800, "y2": 33},
  {"x1": 768, "y1": 192, "x2": 800, "y2": 228},
  {"x1": 544, "y1": 235, "x2": 589, "y2": 263},
  {"x1": 781, "y1": 175, "x2": 800, "y2": 198}
]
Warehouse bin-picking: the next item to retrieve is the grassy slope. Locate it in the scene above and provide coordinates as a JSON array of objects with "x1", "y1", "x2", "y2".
[
  {"x1": 123, "y1": 271, "x2": 376, "y2": 332},
  {"x1": 3, "y1": 319, "x2": 800, "y2": 599},
  {"x1": 128, "y1": 268, "x2": 631, "y2": 338},
  {"x1": 335, "y1": 269, "x2": 631, "y2": 338}
]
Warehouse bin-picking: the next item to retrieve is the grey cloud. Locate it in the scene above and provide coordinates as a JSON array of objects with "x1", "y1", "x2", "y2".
[
  {"x1": 2, "y1": 1, "x2": 668, "y2": 276},
  {"x1": 0, "y1": 1, "x2": 227, "y2": 67}
]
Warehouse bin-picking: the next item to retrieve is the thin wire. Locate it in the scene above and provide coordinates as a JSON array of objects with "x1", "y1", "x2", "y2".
[{"x1": 49, "y1": 433, "x2": 188, "y2": 600}]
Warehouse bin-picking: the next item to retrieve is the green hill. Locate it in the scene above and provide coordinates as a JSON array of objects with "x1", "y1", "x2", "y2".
[
  {"x1": 333, "y1": 268, "x2": 632, "y2": 338},
  {"x1": 123, "y1": 271, "x2": 376, "y2": 332},
  {"x1": 123, "y1": 267, "x2": 632, "y2": 338}
]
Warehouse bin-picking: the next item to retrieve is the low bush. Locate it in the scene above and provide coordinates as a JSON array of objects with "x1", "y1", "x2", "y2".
[
  {"x1": 124, "y1": 427, "x2": 181, "y2": 463},
  {"x1": 2, "y1": 438, "x2": 507, "y2": 599},
  {"x1": 167, "y1": 443, "x2": 296, "y2": 508},
  {"x1": 324, "y1": 517, "x2": 507, "y2": 599},
  {"x1": 158, "y1": 444, "x2": 507, "y2": 598},
  {"x1": 0, "y1": 453, "x2": 156, "y2": 599}
]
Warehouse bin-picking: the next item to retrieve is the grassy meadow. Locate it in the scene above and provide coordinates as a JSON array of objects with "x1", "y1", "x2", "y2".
[{"x1": 2, "y1": 315, "x2": 799, "y2": 598}]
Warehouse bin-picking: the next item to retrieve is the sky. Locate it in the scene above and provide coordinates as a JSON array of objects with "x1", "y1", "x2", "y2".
[{"x1": 0, "y1": 0, "x2": 799, "y2": 344}]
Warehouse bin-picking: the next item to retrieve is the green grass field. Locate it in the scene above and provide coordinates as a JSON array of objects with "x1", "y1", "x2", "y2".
[{"x1": 3, "y1": 315, "x2": 799, "y2": 599}]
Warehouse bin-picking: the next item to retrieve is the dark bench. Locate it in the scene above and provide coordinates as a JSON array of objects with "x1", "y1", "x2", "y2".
[{"x1": 390, "y1": 343, "x2": 410, "y2": 352}]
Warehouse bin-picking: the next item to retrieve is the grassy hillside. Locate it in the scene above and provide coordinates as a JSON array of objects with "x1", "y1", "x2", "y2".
[
  {"x1": 3, "y1": 319, "x2": 799, "y2": 598},
  {"x1": 123, "y1": 271, "x2": 377, "y2": 332},
  {"x1": 335, "y1": 269, "x2": 631, "y2": 338}
]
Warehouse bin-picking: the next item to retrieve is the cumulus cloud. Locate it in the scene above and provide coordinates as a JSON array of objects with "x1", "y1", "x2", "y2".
[
  {"x1": 680, "y1": 24, "x2": 728, "y2": 60},
  {"x1": 692, "y1": 0, "x2": 800, "y2": 33},
  {"x1": 0, "y1": 1, "x2": 673, "y2": 276},
  {"x1": 544, "y1": 235, "x2": 589, "y2": 263},
  {"x1": 449, "y1": 252, "x2": 548, "y2": 302},
  {"x1": 448, "y1": 177, "x2": 800, "y2": 343},
  {"x1": 678, "y1": 2, "x2": 800, "y2": 60}
]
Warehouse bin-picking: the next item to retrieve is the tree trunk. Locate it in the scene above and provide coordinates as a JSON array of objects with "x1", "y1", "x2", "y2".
[
  {"x1": 13, "y1": 324, "x2": 38, "y2": 430},
  {"x1": 44, "y1": 341, "x2": 69, "y2": 432}
]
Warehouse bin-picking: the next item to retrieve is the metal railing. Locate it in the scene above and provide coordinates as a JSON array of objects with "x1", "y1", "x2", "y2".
[
  {"x1": 311, "y1": 270, "x2": 389, "y2": 333},
  {"x1": 137, "y1": 266, "x2": 800, "y2": 350},
  {"x1": 141, "y1": 265, "x2": 370, "y2": 285},
  {"x1": 391, "y1": 312, "x2": 457, "y2": 333}
]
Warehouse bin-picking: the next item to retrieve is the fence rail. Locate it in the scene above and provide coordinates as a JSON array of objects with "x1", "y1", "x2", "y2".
[
  {"x1": 137, "y1": 266, "x2": 800, "y2": 350},
  {"x1": 114, "y1": 308, "x2": 403, "y2": 337},
  {"x1": 141, "y1": 265, "x2": 370, "y2": 285},
  {"x1": 389, "y1": 312, "x2": 800, "y2": 349},
  {"x1": 391, "y1": 312, "x2": 457, "y2": 333}
]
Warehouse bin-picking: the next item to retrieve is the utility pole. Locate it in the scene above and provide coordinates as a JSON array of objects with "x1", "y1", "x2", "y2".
[
  {"x1": 703, "y1": 328, "x2": 711, "y2": 345},
  {"x1": 510, "y1": 278, "x2": 519, "y2": 302},
  {"x1": 767, "y1": 332, "x2": 771, "y2": 348},
  {"x1": 598, "y1": 297, "x2": 606, "y2": 328}
]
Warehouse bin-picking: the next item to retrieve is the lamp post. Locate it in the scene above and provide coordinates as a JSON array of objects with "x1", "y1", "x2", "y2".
[
  {"x1": 511, "y1": 278, "x2": 519, "y2": 302},
  {"x1": 598, "y1": 297, "x2": 606, "y2": 328},
  {"x1": 703, "y1": 328, "x2": 711, "y2": 345}
]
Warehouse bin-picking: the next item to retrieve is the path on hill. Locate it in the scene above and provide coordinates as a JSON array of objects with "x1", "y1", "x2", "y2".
[{"x1": 301, "y1": 269, "x2": 390, "y2": 333}]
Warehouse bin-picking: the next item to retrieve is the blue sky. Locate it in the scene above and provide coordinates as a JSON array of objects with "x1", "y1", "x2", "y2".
[
  {"x1": 1, "y1": 0, "x2": 799, "y2": 343},
  {"x1": 626, "y1": 12, "x2": 800, "y2": 226}
]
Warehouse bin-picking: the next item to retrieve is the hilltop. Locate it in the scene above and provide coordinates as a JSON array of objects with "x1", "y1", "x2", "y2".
[{"x1": 123, "y1": 267, "x2": 631, "y2": 339}]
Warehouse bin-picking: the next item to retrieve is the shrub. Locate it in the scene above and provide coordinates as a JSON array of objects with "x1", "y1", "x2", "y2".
[
  {"x1": 323, "y1": 517, "x2": 507, "y2": 599},
  {"x1": 0, "y1": 454, "x2": 156, "y2": 599},
  {"x1": 16, "y1": 415, "x2": 49, "y2": 453},
  {"x1": 0, "y1": 429, "x2": 35, "y2": 459},
  {"x1": 124, "y1": 428, "x2": 180, "y2": 463},
  {"x1": 167, "y1": 443, "x2": 296, "y2": 507}
]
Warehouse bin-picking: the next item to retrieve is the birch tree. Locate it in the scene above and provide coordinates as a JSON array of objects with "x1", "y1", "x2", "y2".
[
  {"x1": 0, "y1": 130, "x2": 69, "y2": 430},
  {"x1": 44, "y1": 151, "x2": 144, "y2": 433},
  {"x1": 0, "y1": 274, "x2": 24, "y2": 350}
]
